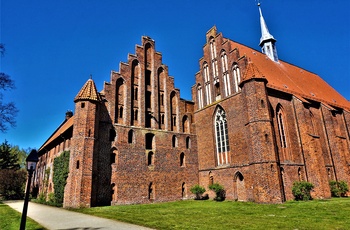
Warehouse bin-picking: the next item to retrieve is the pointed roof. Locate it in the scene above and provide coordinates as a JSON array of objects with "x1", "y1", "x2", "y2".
[
  {"x1": 240, "y1": 61, "x2": 267, "y2": 88},
  {"x1": 241, "y1": 61, "x2": 266, "y2": 83},
  {"x1": 74, "y1": 78, "x2": 101, "y2": 102},
  {"x1": 258, "y1": 4, "x2": 275, "y2": 46}
]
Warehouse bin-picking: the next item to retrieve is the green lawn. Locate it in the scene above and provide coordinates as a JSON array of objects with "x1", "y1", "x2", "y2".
[
  {"x1": 75, "y1": 198, "x2": 350, "y2": 230},
  {"x1": 0, "y1": 202, "x2": 46, "y2": 230}
]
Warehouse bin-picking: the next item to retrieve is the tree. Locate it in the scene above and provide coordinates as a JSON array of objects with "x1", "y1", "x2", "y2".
[
  {"x1": 0, "y1": 140, "x2": 20, "y2": 170},
  {"x1": 0, "y1": 169, "x2": 27, "y2": 200},
  {"x1": 0, "y1": 140, "x2": 29, "y2": 200},
  {"x1": 0, "y1": 43, "x2": 18, "y2": 133}
]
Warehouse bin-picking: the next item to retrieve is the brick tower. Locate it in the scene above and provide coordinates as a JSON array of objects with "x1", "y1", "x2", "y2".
[
  {"x1": 64, "y1": 78, "x2": 101, "y2": 208},
  {"x1": 239, "y1": 62, "x2": 284, "y2": 202}
]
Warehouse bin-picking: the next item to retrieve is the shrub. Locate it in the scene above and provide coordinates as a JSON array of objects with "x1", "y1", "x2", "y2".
[
  {"x1": 0, "y1": 169, "x2": 26, "y2": 200},
  {"x1": 209, "y1": 183, "x2": 226, "y2": 201},
  {"x1": 34, "y1": 192, "x2": 46, "y2": 204},
  {"x1": 338, "y1": 181, "x2": 349, "y2": 197},
  {"x1": 47, "y1": 193, "x2": 56, "y2": 204},
  {"x1": 190, "y1": 185, "x2": 206, "y2": 200},
  {"x1": 330, "y1": 180, "x2": 340, "y2": 197},
  {"x1": 292, "y1": 181, "x2": 314, "y2": 201},
  {"x1": 329, "y1": 180, "x2": 349, "y2": 197}
]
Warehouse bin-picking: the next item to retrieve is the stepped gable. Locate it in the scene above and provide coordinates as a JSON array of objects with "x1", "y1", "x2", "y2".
[
  {"x1": 74, "y1": 78, "x2": 101, "y2": 102},
  {"x1": 230, "y1": 40, "x2": 350, "y2": 110}
]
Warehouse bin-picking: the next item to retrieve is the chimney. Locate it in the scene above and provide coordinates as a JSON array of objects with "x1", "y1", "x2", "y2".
[{"x1": 65, "y1": 110, "x2": 73, "y2": 120}]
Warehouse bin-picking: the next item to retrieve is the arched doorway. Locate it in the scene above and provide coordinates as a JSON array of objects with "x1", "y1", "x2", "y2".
[{"x1": 234, "y1": 172, "x2": 246, "y2": 201}]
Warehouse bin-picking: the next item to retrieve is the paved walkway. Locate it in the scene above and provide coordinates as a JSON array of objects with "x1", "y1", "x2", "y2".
[{"x1": 4, "y1": 200, "x2": 153, "y2": 230}]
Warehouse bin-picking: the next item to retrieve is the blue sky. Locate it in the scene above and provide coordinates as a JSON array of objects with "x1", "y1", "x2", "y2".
[{"x1": 1, "y1": 0, "x2": 349, "y2": 150}]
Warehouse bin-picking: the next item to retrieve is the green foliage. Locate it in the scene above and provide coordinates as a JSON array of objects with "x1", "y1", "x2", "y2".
[
  {"x1": 32, "y1": 192, "x2": 60, "y2": 207},
  {"x1": 53, "y1": 151, "x2": 70, "y2": 205},
  {"x1": 329, "y1": 180, "x2": 349, "y2": 197},
  {"x1": 9, "y1": 145, "x2": 29, "y2": 168},
  {"x1": 209, "y1": 183, "x2": 226, "y2": 201},
  {"x1": 44, "y1": 167, "x2": 50, "y2": 188},
  {"x1": 47, "y1": 192, "x2": 57, "y2": 206},
  {"x1": 338, "y1": 181, "x2": 349, "y2": 196},
  {"x1": 0, "y1": 140, "x2": 20, "y2": 170},
  {"x1": 0, "y1": 141, "x2": 29, "y2": 200},
  {"x1": 292, "y1": 181, "x2": 314, "y2": 201},
  {"x1": 0, "y1": 169, "x2": 26, "y2": 200},
  {"x1": 190, "y1": 185, "x2": 206, "y2": 200},
  {"x1": 35, "y1": 192, "x2": 46, "y2": 204}
]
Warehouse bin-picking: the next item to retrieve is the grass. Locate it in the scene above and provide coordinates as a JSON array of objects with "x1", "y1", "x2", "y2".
[
  {"x1": 0, "y1": 202, "x2": 46, "y2": 230},
  {"x1": 74, "y1": 198, "x2": 350, "y2": 230}
]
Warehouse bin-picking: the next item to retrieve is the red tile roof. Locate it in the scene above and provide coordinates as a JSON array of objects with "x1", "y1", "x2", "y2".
[
  {"x1": 230, "y1": 40, "x2": 350, "y2": 110},
  {"x1": 74, "y1": 79, "x2": 101, "y2": 102},
  {"x1": 241, "y1": 61, "x2": 266, "y2": 84}
]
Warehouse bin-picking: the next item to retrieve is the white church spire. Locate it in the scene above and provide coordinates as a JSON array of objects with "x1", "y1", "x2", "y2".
[{"x1": 258, "y1": 3, "x2": 278, "y2": 62}]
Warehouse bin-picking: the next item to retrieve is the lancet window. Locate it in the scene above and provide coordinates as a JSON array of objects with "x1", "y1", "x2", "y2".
[
  {"x1": 221, "y1": 51, "x2": 231, "y2": 96},
  {"x1": 215, "y1": 107, "x2": 230, "y2": 165},
  {"x1": 203, "y1": 63, "x2": 212, "y2": 105},
  {"x1": 232, "y1": 64, "x2": 241, "y2": 93}
]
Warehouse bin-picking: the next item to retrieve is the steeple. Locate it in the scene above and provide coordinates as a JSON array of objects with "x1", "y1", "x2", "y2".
[{"x1": 258, "y1": 3, "x2": 278, "y2": 62}]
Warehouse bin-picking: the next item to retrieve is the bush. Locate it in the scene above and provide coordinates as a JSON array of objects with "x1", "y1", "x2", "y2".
[
  {"x1": 190, "y1": 185, "x2": 206, "y2": 200},
  {"x1": 209, "y1": 183, "x2": 226, "y2": 201},
  {"x1": 32, "y1": 192, "x2": 62, "y2": 207},
  {"x1": 329, "y1": 180, "x2": 349, "y2": 197},
  {"x1": 33, "y1": 192, "x2": 46, "y2": 204},
  {"x1": 292, "y1": 181, "x2": 314, "y2": 201},
  {"x1": 330, "y1": 181, "x2": 339, "y2": 197},
  {"x1": 47, "y1": 193, "x2": 56, "y2": 204},
  {"x1": 0, "y1": 169, "x2": 26, "y2": 200},
  {"x1": 338, "y1": 181, "x2": 349, "y2": 197}
]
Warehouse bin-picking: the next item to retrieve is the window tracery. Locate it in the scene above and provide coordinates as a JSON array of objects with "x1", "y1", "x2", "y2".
[{"x1": 215, "y1": 107, "x2": 230, "y2": 165}]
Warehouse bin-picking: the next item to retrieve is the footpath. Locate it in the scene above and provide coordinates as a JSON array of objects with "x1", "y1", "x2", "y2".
[{"x1": 4, "y1": 200, "x2": 153, "y2": 230}]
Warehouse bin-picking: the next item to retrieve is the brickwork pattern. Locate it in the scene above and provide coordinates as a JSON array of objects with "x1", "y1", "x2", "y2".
[{"x1": 35, "y1": 28, "x2": 350, "y2": 208}]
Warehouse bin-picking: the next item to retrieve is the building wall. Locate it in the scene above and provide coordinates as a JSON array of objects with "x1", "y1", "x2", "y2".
[
  {"x1": 64, "y1": 99, "x2": 100, "y2": 208},
  {"x1": 35, "y1": 29, "x2": 350, "y2": 207},
  {"x1": 34, "y1": 118, "x2": 72, "y2": 200},
  {"x1": 63, "y1": 36, "x2": 198, "y2": 207},
  {"x1": 193, "y1": 27, "x2": 350, "y2": 203}
]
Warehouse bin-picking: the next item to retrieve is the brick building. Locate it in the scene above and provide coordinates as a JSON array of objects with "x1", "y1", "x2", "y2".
[{"x1": 33, "y1": 6, "x2": 350, "y2": 207}]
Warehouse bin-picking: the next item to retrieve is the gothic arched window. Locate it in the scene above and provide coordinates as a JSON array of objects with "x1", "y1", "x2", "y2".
[
  {"x1": 232, "y1": 64, "x2": 241, "y2": 93},
  {"x1": 277, "y1": 106, "x2": 287, "y2": 148},
  {"x1": 203, "y1": 63, "x2": 212, "y2": 105},
  {"x1": 215, "y1": 107, "x2": 230, "y2": 165},
  {"x1": 221, "y1": 51, "x2": 231, "y2": 96},
  {"x1": 197, "y1": 84, "x2": 203, "y2": 109}
]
